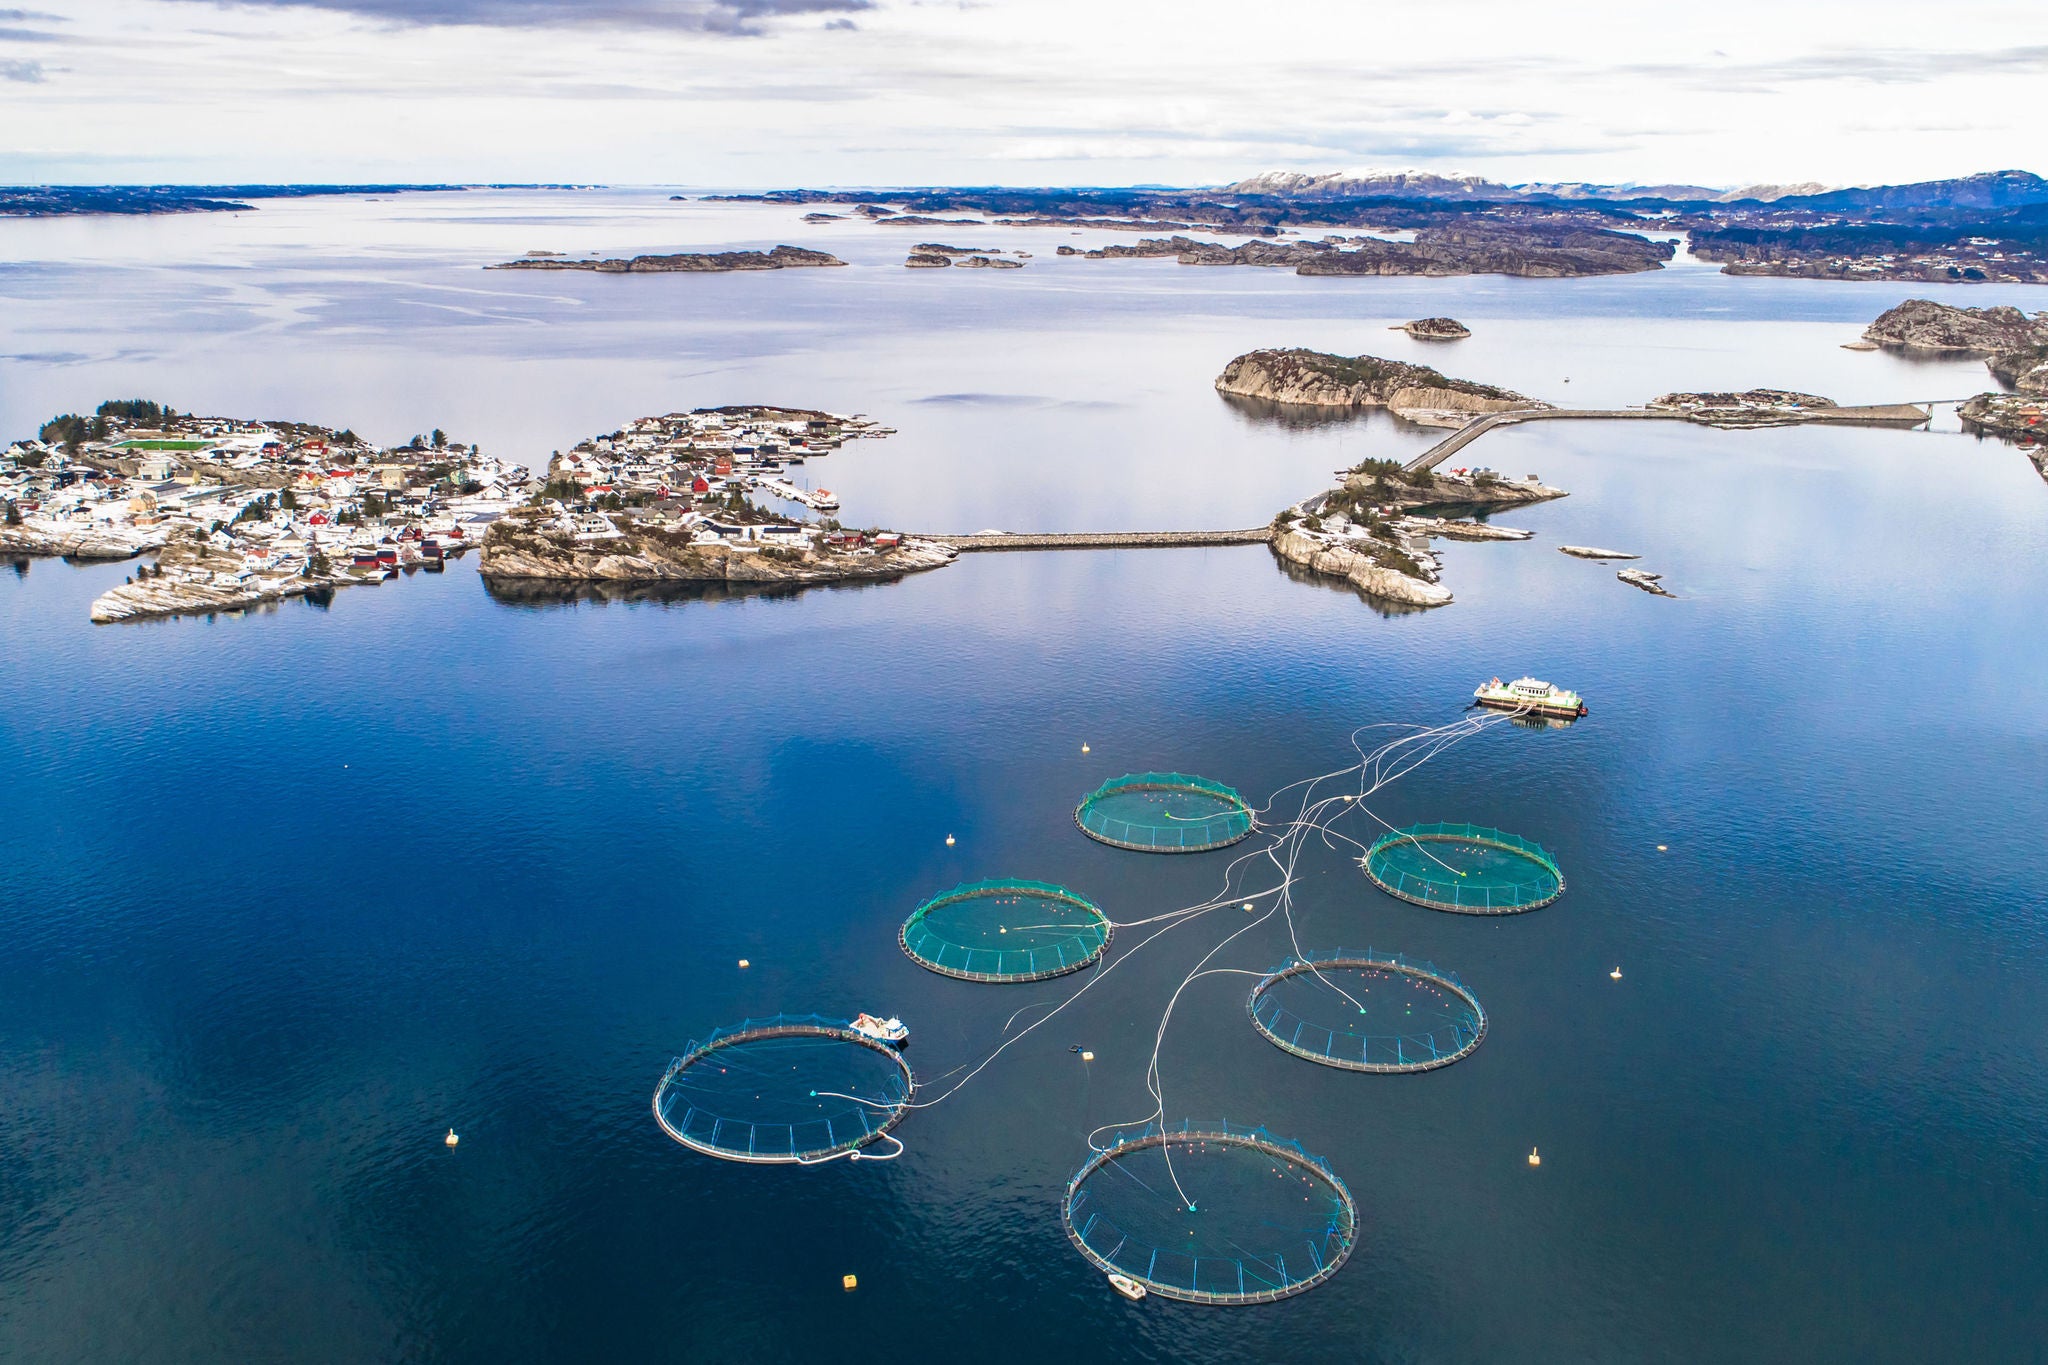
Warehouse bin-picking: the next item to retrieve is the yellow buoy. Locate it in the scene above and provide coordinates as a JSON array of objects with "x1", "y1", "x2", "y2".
[
  {"x1": 444, "y1": 1128, "x2": 459, "y2": 1148},
  {"x1": 1081, "y1": 743, "x2": 1090, "y2": 753},
  {"x1": 945, "y1": 834, "x2": 956, "y2": 847},
  {"x1": 1081, "y1": 1051, "x2": 1095, "y2": 1062},
  {"x1": 1527, "y1": 1147, "x2": 1541, "y2": 1167},
  {"x1": 842, "y1": 1274, "x2": 858, "y2": 1291},
  {"x1": 738, "y1": 958, "x2": 750, "y2": 969},
  {"x1": 1243, "y1": 901, "x2": 1254, "y2": 912},
  {"x1": 1610, "y1": 966, "x2": 1622, "y2": 980},
  {"x1": 1656, "y1": 845, "x2": 1667, "y2": 852}
]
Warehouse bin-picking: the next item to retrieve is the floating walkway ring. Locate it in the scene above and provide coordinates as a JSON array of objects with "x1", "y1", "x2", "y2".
[
  {"x1": 1247, "y1": 950, "x2": 1487, "y2": 1074},
  {"x1": 651, "y1": 1014, "x2": 913, "y2": 1165},
  {"x1": 1074, "y1": 772, "x2": 1254, "y2": 854},
  {"x1": 1061, "y1": 1120, "x2": 1360, "y2": 1305},
  {"x1": 1362, "y1": 821, "x2": 1564, "y2": 915},
  {"x1": 900, "y1": 878, "x2": 1112, "y2": 983}
]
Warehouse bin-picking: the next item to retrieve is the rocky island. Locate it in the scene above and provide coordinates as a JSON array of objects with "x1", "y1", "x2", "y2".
[
  {"x1": 474, "y1": 406, "x2": 957, "y2": 594},
  {"x1": 3, "y1": 399, "x2": 522, "y2": 622},
  {"x1": 1862, "y1": 299, "x2": 2048, "y2": 394},
  {"x1": 1398, "y1": 317, "x2": 1471, "y2": 339},
  {"x1": 486, "y1": 245, "x2": 844, "y2": 273},
  {"x1": 904, "y1": 244, "x2": 1024, "y2": 269},
  {"x1": 1057, "y1": 222, "x2": 1672, "y2": 278},
  {"x1": 1269, "y1": 457, "x2": 1565, "y2": 608},
  {"x1": 1216, "y1": 348, "x2": 1544, "y2": 427}
]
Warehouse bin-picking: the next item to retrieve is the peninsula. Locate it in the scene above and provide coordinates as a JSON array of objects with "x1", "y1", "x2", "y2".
[
  {"x1": 486, "y1": 245, "x2": 844, "y2": 273},
  {"x1": 1861, "y1": 299, "x2": 2048, "y2": 394}
]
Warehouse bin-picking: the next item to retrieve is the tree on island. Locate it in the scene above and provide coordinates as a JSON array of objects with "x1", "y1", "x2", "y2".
[
  {"x1": 3, "y1": 500, "x2": 20, "y2": 526},
  {"x1": 280, "y1": 488, "x2": 297, "y2": 510},
  {"x1": 431, "y1": 429, "x2": 447, "y2": 450}
]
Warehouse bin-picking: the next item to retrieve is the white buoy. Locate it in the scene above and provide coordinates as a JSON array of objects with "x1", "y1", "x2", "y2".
[
  {"x1": 1527, "y1": 1147, "x2": 1540, "y2": 1167},
  {"x1": 445, "y1": 1128, "x2": 459, "y2": 1148},
  {"x1": 1610, "y1": 966, "x2": 1622, "y2": 980},
  {"x1": 1656, "y1": 844, "x2": 1668, "y2": 852},
  {"x1": 945, "y1": 834, "x2": 955, "y2": 846},
  {"x1": 1081, "y1": 743, "x2": 1090, "y2": 753},
  {"x1": 1080, "y1": 1050, "x2": 1094, "y2": 1062},
  {"x1": 738, "y1": 958, "x2": 750, "y2": 969}
]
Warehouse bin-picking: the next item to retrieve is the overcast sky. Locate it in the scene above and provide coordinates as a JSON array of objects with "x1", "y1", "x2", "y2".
[{"x1": 3, "y1": 0, "x2": 2044, "y2": 187}]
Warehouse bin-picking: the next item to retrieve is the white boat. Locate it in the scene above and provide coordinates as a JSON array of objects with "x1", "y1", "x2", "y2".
[
  {"x1": 849, "y1": 1012, "x2": 909, "y2": 1046},
  {"x1": 1107, "y1": 1273, "x2": 1147, "y2": 1301},
  {"x1": 1473, "y1": 675, "x2": 1587, "y2": 719}
]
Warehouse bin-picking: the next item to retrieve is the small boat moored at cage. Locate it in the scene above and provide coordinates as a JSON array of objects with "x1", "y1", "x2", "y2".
[
  {"x1": 1108, "y1": 1273, "x2": 1148, "y2": 1301},
  {"x1": 1474, "y1": 676, "x2": 1587, "y2": 718},
  {"x1": 849, "y1": 1012, "x2": 909, "y2": 1046}
]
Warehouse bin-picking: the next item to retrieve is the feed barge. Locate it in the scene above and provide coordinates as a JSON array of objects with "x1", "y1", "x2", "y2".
[{"x1": 1474, "y1": 676, "x2": 1587, "y2": 719}]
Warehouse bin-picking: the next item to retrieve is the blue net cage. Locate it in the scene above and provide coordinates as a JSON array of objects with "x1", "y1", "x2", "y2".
[
  {"x1": 900, "y1": 879, "x2": 1112, "y2": 983},
  {"x1": 1062, "y1": 1120, "x2": 1359, "y2": 1305},
  {"x1": 1362, "y1": 822, "x2": 1564, "y2": 914},
  {"x1": 1248, "y1": 949, "x2": 1487, "y2": 1073},
  {"x1": 652, "y1": 1015, "x2": 913, "y2": 1164},
  {"x1": 1074, "y1": 773, "x2": 1254, "y2": 854}
]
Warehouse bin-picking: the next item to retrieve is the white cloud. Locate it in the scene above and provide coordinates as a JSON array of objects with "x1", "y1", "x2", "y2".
[{"x1": 0, "y1": 0, "x2": 2042, "y2": 185}]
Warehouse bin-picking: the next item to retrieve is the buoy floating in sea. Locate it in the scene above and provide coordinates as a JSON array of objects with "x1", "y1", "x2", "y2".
[
  {"x1": 738, "y1": 958, "x2": 750, "y2": 969},
  {"x1": 1527, "y1": 1147, "x2": 1541, "y2": 1167},
  {"x1": 444, "y1": 1128, "x2": 459, "y2": 1148},
  {"x1": 1081, "y1": 742, "x2": 1090, "y2": 753},
  {"x1": 1081, "y1": 1050, "x2": 1095, "y2": 1062},
  {"x1": 945, "y1": 834, "x2": 955, "y2": 847},
  {"x1": 1610, "y1": 966, "x2": 1623, "y2": 980},
  {"x1": 842, "y1": 1274, "x2": 858, "y2": 1291},
  {"x1": 1656, "y1": 844, "x2": 1668, "y2": 852}
]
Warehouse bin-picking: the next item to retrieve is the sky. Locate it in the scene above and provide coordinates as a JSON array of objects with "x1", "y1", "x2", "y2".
[{"x1": 2, "y1": 0, "x2": 2045, "y2": 188}]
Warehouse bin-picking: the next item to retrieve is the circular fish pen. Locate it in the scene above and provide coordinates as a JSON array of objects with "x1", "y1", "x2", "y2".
[
  {"x1": 1248, "y1": 949, "x2": 1487, "y2": 1073},
  {"x1": 651, "y1": 1014, "x2": 913, "y2": 1164},
  {"x1": 1074, "y1": 773, "x2": 1254, "y2": 854},
  {"x1": 900, "y1": 879, "x2": 1112, "y2": 983},
  {"x1": 1061, "y1": 1120, "x2": 1359, "y2": 1305},
  {"x1": 1362, "y1": 821, "x2": 1564, "y2": 914}
]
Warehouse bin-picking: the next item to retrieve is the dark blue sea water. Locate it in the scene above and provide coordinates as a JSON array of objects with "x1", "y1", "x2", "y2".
[{"x1": 4, "y1": 191, "x2": 2048, "y2": 1363}]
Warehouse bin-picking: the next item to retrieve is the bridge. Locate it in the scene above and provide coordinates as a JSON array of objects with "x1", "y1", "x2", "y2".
[
  {"x1": 1403, "y1": 402, "x2": 1934, "y2": 473},
  {"x1": 920, "y1": 527, "x2": 1273, "y2": 552}
]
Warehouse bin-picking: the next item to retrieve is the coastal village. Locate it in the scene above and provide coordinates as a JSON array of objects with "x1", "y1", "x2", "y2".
[{"x1": 0, "y1": 399, "x2": 933, "y2": 621}]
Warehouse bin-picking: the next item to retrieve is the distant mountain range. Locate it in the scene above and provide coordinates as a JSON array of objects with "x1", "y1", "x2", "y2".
[{"x1": 1222, "y1": 169, "x2": 2048, "y2": 210}]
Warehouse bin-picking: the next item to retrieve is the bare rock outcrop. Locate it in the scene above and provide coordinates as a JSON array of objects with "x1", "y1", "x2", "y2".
[
  {"x1": 1399, "y1": 317, "x2": 1471, "y2": 339},
  {"x1": 1270, "y1": 528, "x2": 1452, "y2": 608},
  {"x1": 0, "y1": 523, "x2": 170, "y2": 560},
  {"x1": 1864, "y1": 300, "x2": 2048, "y2": 395}
]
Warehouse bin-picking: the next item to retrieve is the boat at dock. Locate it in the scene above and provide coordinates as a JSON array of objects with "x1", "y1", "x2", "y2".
[{"x1": 1474, "y1": 676, "x2": 1587, "y2": 718}]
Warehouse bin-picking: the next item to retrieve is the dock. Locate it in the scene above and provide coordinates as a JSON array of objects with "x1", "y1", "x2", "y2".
[{"x1": 1403, "y1": 402, "x2": 1934, "y2": 473}]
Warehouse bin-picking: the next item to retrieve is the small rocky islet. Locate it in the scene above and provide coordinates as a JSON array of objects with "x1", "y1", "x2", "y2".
[{"x1": 486, "y1": 245, "x2": 845, "y2": 273}]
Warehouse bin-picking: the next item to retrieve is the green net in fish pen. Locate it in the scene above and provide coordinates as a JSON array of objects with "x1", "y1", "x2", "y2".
[
  {"x1": 1362, "y1": 822, "x2": 1563, "y2": 914},
  {"x1": 1074, "y1": 773, "x2": 1253, "y2": 853},
  {"x1": 900, "y1": 879, "x2": 1112, "y2": 983}
]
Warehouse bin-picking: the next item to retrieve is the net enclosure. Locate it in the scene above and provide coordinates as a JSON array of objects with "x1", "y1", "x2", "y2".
[
  {"x1": 900, "y1": 878, "x2": 1112, "y2": 983},
  {"x1": 1248, "y1": 949, "x2": 1487, "y2": 1073},
  {"x1": 1062, "y1": 1120, "x2": 1359, "y2": 1305},
  {"x1": 1074, "y1": 773, "x2": 1254, "y2": 854},
  {"x1": 652, "y1": 1014, "x2": 913, "y2": 1164},
  {"x1": 1362, "y1": 821, "x2": 1564, "y2": 914}
]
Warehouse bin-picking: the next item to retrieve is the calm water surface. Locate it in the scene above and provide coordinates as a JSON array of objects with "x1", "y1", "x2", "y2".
[{"x1": 2, "y1": 191, "x2": 2047, "y2": 1364}]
